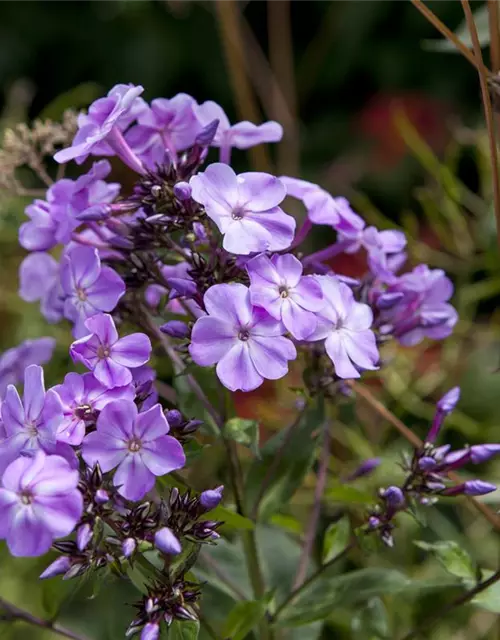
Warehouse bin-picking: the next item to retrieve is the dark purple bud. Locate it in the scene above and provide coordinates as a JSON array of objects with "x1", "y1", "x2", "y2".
[
  {"x1": 437, "y1": 387, "x2": 461, "y2": 414},
  {"x1": 195, "y1": 119, "x2": 219, "y2": 146},
  {"x1": 174, "y1": 181, "x2": 192, "y2": 201},
  {"x1": 122, "y1": 537, "x2": 137, "y2": 558},
  {"x1": 160, "y1": 320, "x2": 190, "y2": 339},
  {"x1": 470, "y1": 444, "x2": 500, "y2": 464},
  {"x1": 165, "y1": 409, "x2": 183, "y2": 428},
  {"x1": 109, "y1": 235, "x2": 134, "y2": 250},
  {"x1": 443, "y1": 480, "x2": 497, "y2": 496},
  {"x1": 346, "y1": 458, "x2": 380, "y2": 481},
  {"x1": 77, "y1": 523, "x2": 92, "y2": 551},
  {"x1": 141, "y1": 623, "x2": 160, "y2": 640},
  {"x1": 40, "y1": 556, "x2": 72, "y2": 580},
  {"x1": 154, "y1": 527, "x2": 181, "y2": 555},
  {"x1": 418, "y1": 456, "x2": 437, "y2": 471},
  {"x1": 75, "y1": 204, "x2": 112, "y2": 221},
  {"x1": 368, "y1": 516, "x2": 380, "y2": 529},
  {"x1": 382, "y1": 486, "x2": 405, "y2": 509},
  {"x1": 174, "y1": 605, "x2": 198, "y2": 622},
  {"x1": 183, "y1": 419, "x2": 203, "y2": 434},
  {"x1": 106, "y1": 217, "x2": 131, "y2": 237},
  {"x1": 376, "y1": 292, "x2": 404, "y2": 310},
  {"x1": 95, "y1": 489, "x2": 109, "y2": 504}
]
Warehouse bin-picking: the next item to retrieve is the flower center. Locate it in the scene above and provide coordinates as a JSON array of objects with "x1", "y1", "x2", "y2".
[
  {"x1": 279, "y1": 286, "x2": 289, "y2": 299},
  {"x1": 128, "y1": 437, "x2": 142, "y2": 453},
  {"x1": 76, "y1": 287, "x2": 88, "y2": 302},
  {"x1": 20, "y1": 490, "x2": 33, "y2": 505},
  {"x1": 231, "y1": 207, "x2": 245, "y2": 221},
  {"x1": 74, "y1": 403, "x2": 93, "y2": 420},
  {"x1": 238, "y1": 329, "x2": 250, "y2": 341},
  {"x1": 97, "y1": 345, "x2": 111, "y2": 359},
  {"x1": 24, "y1": 421, "x2": 38, "y2": 436}
]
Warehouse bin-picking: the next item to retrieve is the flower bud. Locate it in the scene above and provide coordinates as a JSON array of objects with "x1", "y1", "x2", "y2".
[
  {"x1": 75, "y1": 204, "x2": 112, "y2": 221},
  {"x1": 77, "y1": 523, "x2": 92, "y2": 551},
  {"x1": 141, "y1": 623, "x2": 160, "y2": 640},
  {"x1": 200, "y1": 486, "x2": 224, "y2": 510},
  {"x1": 346, "y1": 458, "x2": 380, "y2": 481},
  {"x1": 122, "y1": 538, "x2": 137, "y2": 558},
  {"x1": 159, "y1": 320, "x2": 190, "y2": 339},
  {"x1": 381, "y1": 486, "x2": 405, "y2": 509},
  {"x1": 418, "y1": 456, "x2": 437, "y2": 471},
  {"x1": 437, "y1": 387, "x2": 461, "y2": 414},
  {"x1": 470, "y1": 444, "x2": 500, "y2": 464},
  {"x1": 443, "y1": 480, "x2": 497, "y2": 496},
  {"x1": 195, "y1": 119, "x2": 219, "y2": 146},
  {"x1": 95, "y1": 489, "x2": 109, "y2": 504},
  {"x1": 174, "y1": 181, "x2": 192, "y2": 201},
  {"x1": 368, "y1": 516, "x2": 380, "y2": 529},
  {"x1": 40, "y1": 556, "x2": 72, "y2": 580},
  {"x1": 154, "y1": 527, "x2": 181, "y2": 555},
  {"x1": 165, "y1": 409, "x2": 183, "y2": 428},
  {"x1": 376, "y1": 292, "x2": 404, "y2": 310}
]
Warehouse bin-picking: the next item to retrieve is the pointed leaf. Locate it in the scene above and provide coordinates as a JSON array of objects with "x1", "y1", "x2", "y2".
[
  {"x1": 322, "y1": 516, "x2": 350, "y2": 563},
  {"x1": 222, "y1": 598, "x2": 270, "y2": 640},
  {"x1": 414, "y1": 540, "x2": 476, "y2": 581},
  {"x1": 224, "y1": 417, "x2": 260, "y2": 457}
]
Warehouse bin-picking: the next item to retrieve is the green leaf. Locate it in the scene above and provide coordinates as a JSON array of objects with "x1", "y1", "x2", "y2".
[
  {"x1": 210, "y1": 504, "x2": 255, "y2": 531},
  {"x1": 422, "y1": 5, "x2": 489, "y2": 52},
  {"x1": 472, "y1": 570, "x2": 500, "y2": 613},
  {"x1": 351, "y1": 598, "x2": 390, "y2": 639},
  {"x1": 275, "y1": 568, "x2": 441, "y2": 627},
  {"x1": 222, "y1": 598, "x2": 269, "y2": 640},
  {"x1": 414, "y1": 540, "x2": 476, "y2": 581},
  {"x1": 322, "y1": 516, "x2": 350, "y2": 563},
  {"x1": 325, "y1": 485, "x2": 373, "y2": 505},
  {"x1": 245, "y1": 398, "x2": 324, "y2": 520},
  {"x1": 169, "y1": 620, "x2": 200, "y2": 639},
  {"x1": 39, "y1": 82, "x2": 102, "y2": 119},
  {"x1": 223, "y1": 417, "x2": 260, "y2": 457}
]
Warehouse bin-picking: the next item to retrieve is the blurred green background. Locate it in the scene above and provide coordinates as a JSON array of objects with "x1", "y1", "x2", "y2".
[{"x1": 2, "y1": 1, "x2": 500, "y2": 639}]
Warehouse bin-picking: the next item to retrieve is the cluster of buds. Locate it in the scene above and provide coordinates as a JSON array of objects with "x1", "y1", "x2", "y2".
[
  {"x1": 364, "y1": 388, "x2": 500, "y2": 547},
  {"x1": 164, "y1": 409, "x2": 203, "y2": 445},
  {"x1": 127, "y1": 579, "x2": 201, "y2": 639}
]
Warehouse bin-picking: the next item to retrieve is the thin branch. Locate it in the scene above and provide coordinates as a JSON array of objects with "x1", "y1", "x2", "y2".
[
  {"x1": 401, "y1": 568, "x2": 500, "y2": 639},
  {"x1": 292, "y1": 420, "x2": 331, "y2": 590},
  {"x1": 462, "y1": 0, "x2": 500, "y2": 251},
  {"x1": 214, "y1": 0, "x2": 272, "y2": 172},
  {"x1": 410, "y1": 0, "x2": 486, "y2": 73},
  {"x1": 488, "y1": 0, "x2": 500, "y2": 72},
  {"x1": 349, "y1": 381, "x2": 500, "y2": 532},
  {"x1": 268, "y1": 0, "x2": 300, "y2": 176},
  {"x1": 0, "y1": 597, "x2": 89, "y2": 640}
]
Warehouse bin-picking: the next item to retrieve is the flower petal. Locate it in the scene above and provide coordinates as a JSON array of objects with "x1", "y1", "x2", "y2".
[
  {"x1": 113, "y1": 455, "x2": 155, "y2": 501},
  {"x1": 94, "y1": 357, "x2": 132, "y2": 388},
  {"x1": 141, "y1": 435, "x2": 186, "y2": 475},
  {"x1": 223, "y1": 218, "x2": 272, "y2": 255},
  {"x1": 291, "y1": 277, "x2": 324, "y2": 312},
  {"x1": 97, "y1": 400, "x2": 138, "y2": 439},
  {"x1": 23, "y1": 365, "x2": 45, "y2": 424},
  {"x1": 204, "y1": 283, "x2": 253, "y2": 327},
  {"x1": 244, "y1": 207, "x2": 295, "y2": 252},
  {"x1": 135, "y1": 403, "x2": 169, "y2": 441},
  {"x1": 34, "y1": 492, "x2": 83, "y2": 537},
  {"x1": 7, "y1": 507, "x2": 53, "y2": 557},
  {"x1": 111, "y1": 334, "x2": 152, "y2": 368},
  {"x1": 189, "y1": 316, "x2": 236, "y2": 366},
  {"x1": 282, "y1": 300, "x2": 318, "y2": 340},
  {"x1": 248, "y1": 335, "x2": 296, "y2": 380},
  {"x1": 324, "y1": 332, "x2": 360, "y2": 379},
  {"x1": 341, "y1": 330, "x2": 379, "y2": 371},
  {"x1": 82, "y1": 431, "x2": 127, "y2": 472},
  {"x1": 237, "y1": 173, "x2": 286, "y2": 211},
  {"x1": 216, "y1": 343, "x2": 263, "y2": 392},
  {"x1": 272, "y1": 253, "x2": 303, "y2": 288}
]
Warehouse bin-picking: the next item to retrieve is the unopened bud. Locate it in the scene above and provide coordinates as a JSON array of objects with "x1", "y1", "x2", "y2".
[
  {"x1": 154, "y1": 527, "x2": 181, "y2": 555},
  {"x1": 40, "y1": 556, "x2": 72, "y2": 580},
  {"x1": 160, "y1": 320, "x2": 190, "y2": 339}
]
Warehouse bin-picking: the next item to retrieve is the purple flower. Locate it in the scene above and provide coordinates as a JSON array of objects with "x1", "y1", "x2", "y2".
[
  {"x1": 19, "y1": 253, "x2": 65, "y2": 324},
  {"x1": 154, "y1": 527, "x2": 182, "y2": 555},
  {"x1": 189, "y1": 283, "x2": 296, "y2": 392},
  {"x1": 190, "y1": 163, "x2": 295, "y2": 255},
  {"x1": 54, "y1": 84, "x2": 146, "y2": 168},
  {"x1": 82, "y1": 400, "x2": 185, "y2": 501},
  {"x1": 19, "y1": 161, "x2": 119, "y2": 251},
  {"x1": 280, "y1": 177, "x2": 364, "y2": 230},
  {"x1": 70, "y1": 314, "x2": 152, "y2": 388},
  {"x1": 426, "y1": 386, "x2": 461, "y2": 443},
  {"x1": 53, "y1": 372, "x2": 134, "y2": 445},
  {"x1": 247, "y1": 253, "x2": 324, "y2": 340},
  {"x1": 0, "y1": 365, "x2": 64, "y2": 473},
  {"x1": 385, "y1": 265, "x2": 458, "y2": 346},
  {"x1": 306, "y1": 275, "x2": 379, "y2": 379},
  {"x1": 0, "y1": 451, "x2": 83, "y2": 557},
  {"x1": 194, "y1": 100, "x2": 282, "y2": 161},
  {"x1": 126, "y1": 94, "x2": 199, "y2": 165},
  {"x1": 0, "y1": 338, "x2": 56, "y2": 396},
  {"x1": 61, "y1": 246, "x2": 125, "y2": 337}
]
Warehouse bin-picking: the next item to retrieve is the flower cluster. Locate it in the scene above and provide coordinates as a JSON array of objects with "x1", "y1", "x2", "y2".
[
  {"x1": 0, "y1": 83, "x2": 473, "y2": 638},
  {"x1": 364, "y1": 388, "x2": 500, "y2": 547}
]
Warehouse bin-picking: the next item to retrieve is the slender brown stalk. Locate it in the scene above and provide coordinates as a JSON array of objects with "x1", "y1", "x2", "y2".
[
  {"x1": 214, "y1": 0, "x2": 271, "y2": 172},
  {"x1": 349, "y1": 381, "x2": 500, "y2": 531},
  {"x1": 267, "y1": 0, "x2": 300, "y2": 176},
  {"x1": 0, "y1": 597, "x2": 89, "y2": 640},
  {"x1": 292, "y1": 420, "x2": 331, "y2": 590},
  {"x1": 462, "y1": 0, "x2": 500, "y2": 250},
  {"x1": 488, "y1": 0, "x2": 500, "y2": 72},
  {"x1": 401, "y1": 568, "x2": 500, "y2": 639},
  {"x1": 410, "y1": 0, "x2": 486, "y2": 73}
]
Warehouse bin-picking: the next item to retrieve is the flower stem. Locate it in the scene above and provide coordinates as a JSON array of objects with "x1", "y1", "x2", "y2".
[
  {"x1": 0, "y1": 597, "x2": 89, "y2": 640},
  {"x1": 401, "y1": 568, "x2": 500, "y2": 639}
]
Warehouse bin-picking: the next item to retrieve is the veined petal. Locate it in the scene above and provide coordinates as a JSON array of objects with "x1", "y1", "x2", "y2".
[
  {"x1": 141, "y1": 435, "x2": 186, "y2": 475},
  {"x1": 237, "y1": 173, "x2": 286, "y2": 211},
  {"x1": 324, "y1": 332, "x2": 360, "y2": 379},
  {"x1": 248, "y1": 335, "x2": 296, "y2": 380},
  {"x1": 204, "y1": 283, "x2": 252, "y2": 327},
  {"x1": 244, "y1": 207, "x2": 295, "y2": 252},
  {"x1": 223, "y1": 218, "x2": 272, "y2": 255},
  {"x1": 114, "y1": 455, "x2": 155, "y2": 501},
  {"x1": 135, "y1": 404, "x2": 169, "y2": 441},
  {"x1": 216, "y1": 343, "x2": 263, "y2": 392},
  {"x1": 111, "y1": 334, "x2": 152, "y2": 367},
  {"x1": 82, "y1": 431, "x2": 127, "y2": 472},
  {"x1": 282, "y1": 300, "x2": 318, "y2": 340}
]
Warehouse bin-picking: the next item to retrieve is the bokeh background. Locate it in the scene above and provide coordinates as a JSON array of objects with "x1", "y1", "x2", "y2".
[{"x1": 1, "y1": 1, "x2": 500, "y2": 639}]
